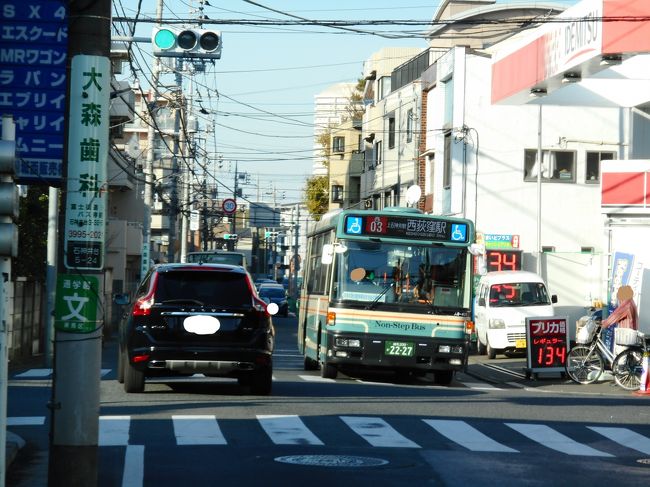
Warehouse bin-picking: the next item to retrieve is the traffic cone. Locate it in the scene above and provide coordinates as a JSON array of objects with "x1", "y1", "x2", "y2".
[{"x1": 635, "y1": 352, "x2": 650, "y2": 396}]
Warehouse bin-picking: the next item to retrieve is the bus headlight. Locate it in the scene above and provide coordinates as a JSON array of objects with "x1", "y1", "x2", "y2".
[
  {"x1": 335, "y1": 337, "x2": 361, "y2": 348},
  {"x1": 489, "y1": 318, "x2": 505, "y2": 329}
]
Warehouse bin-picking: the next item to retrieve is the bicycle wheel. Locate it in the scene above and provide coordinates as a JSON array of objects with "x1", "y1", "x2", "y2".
[
  {"x1": 565, "y1": 345, "x2": 604, "y2": 384},
  {"x1": 612, "y1": 347, "x2": 644, "y2": 391}
]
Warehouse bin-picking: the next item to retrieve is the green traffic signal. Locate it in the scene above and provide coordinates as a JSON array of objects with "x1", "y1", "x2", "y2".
[
  {"x1": 153, "y1": 28, "x2": 175, "y2": 50},
  {"x1": 152, "y1": 27, "x2": 222, "y2": 59}
]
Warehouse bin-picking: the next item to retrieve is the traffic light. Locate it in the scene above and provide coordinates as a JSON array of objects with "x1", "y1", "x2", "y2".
[
  {"x1": 152, "y1": 27, "x2": 222, "y2": 59},
  {"x1": 223, "y1": 234, "x2": 238, "y2": 240},
  {"x1": 0, "y1": 139, "x2": 18, "y2": 257}
]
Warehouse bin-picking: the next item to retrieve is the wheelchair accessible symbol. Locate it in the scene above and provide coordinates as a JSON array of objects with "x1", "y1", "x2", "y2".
[
  {"x1": 451, "y1": 224, "x2": 466, "y2": 242},
  {"x1": 346, "y1": 217, "x2": 363, "y2": 235}
]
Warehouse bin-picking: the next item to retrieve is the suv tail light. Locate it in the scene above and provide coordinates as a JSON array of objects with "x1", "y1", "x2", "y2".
[
  {"x1": 133, "y1": 274, "x2": 158, "y2": 316},
  {"x1": 133, "y1": 294, "x2": 155, "y2": 316}
]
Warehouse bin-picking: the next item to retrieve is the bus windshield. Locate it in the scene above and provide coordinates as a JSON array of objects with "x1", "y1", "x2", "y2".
[
  {"x1": 186, "y1": 251, "x2": 245, "y2": 267},
  {"x1": 332, "y1": 240, "x2": 468, "y2": 309}
]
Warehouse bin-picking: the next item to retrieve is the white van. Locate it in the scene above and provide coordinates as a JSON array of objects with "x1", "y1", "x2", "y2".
[{"x1": 475, "y1": 271, "x2": 557, "y2": 359}]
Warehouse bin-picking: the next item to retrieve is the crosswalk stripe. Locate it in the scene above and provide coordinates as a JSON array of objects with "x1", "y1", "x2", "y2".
[
  {"x1": 99, "y1": 416, "x2": 131, "y2": 446},
  {"x1": 257, "y1": 415, "x2": 324, "y2": 445},
  {"x1": 172, "y1": 415, "x2": 227, "y2": 445},
  {"x1": 506, "y1": 423, "x2": 613, "y2": 457},
  {"x1": 423, "y1": 419, "x2": 518, "y2": 452},
  {"x1": 588, "y1": 426, "x2": 650, "y2": 455},
  {"x1": 341, "y1": 416, "x2": 420, "y2": 448},
  {"x1": 122, "y1": 445, "x2": 144, "y2": 487},
  {"x1": 7, "y1": 416, "x2": 45, "y2": 426}
]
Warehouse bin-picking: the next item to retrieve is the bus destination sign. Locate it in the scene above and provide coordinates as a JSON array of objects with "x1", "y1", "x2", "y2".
[{"x1": 344, "y1": 215, "x2": 468, "y2": 243}]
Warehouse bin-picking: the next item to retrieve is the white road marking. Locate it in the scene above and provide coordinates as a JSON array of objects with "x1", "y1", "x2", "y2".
[
  {"x1": 13, "y1": 368, "x2": 111, "y2": 378},
  {"x1": 14, "y1": 369, "x2": 52, "y2": 378},
  {"x1": 99, "y1": 416, "x2": 131, "y2": 446},
  {"x1": 122, "y1": 445, "x2": 144, "y2": 487},
  {"x1": 340, "y1": 416, "x2": 420, "y2": 448},
  {"x1": 462, "y1": 382, "x2": 503, "y2": 390},
  {"x1": 172, "y1": 415, "x2": 227, "y2": 445},
  {"x1": 588, "y1": 426, "x2": 650, "y2": 455},
  {"x1": 423, "y1": 419, "x2": 518, "y2": 452},
  {"x1": 257, "y1": 414, "x2": 324, "y2": 445},
  {"x1": 506, "y1": 423, "x2": 613, "y2": 457},
  {"x1": 298, "y1": 375, "x2": 335, "y2": 382}
]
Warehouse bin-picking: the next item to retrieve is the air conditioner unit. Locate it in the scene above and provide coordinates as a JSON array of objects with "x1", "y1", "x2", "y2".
[{"x1": 364, "y1": 199, "x2": 373, "y2": 209}]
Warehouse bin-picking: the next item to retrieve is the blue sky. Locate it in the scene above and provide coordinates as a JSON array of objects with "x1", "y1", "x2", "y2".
[{"x1": 113, "y1": 1, "x2": 577, "y2": 204}]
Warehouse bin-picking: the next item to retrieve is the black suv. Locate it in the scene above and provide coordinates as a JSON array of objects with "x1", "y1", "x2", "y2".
[{"x1": 117, "y1": 263, "x2": 276, "y2": 394}]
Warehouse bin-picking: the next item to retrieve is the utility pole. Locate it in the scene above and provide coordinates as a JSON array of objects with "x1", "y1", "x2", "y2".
[
  {"x1": 143, "y1": 0, "x2": 165, "y2": 272},
  {"x1": 166, "y1": 67, "x2": 183, "y2": 263},
  {"x1": 292, "y1": 205, "x2": 300, "y2": 300},
  {"x1": 230, "y1": 161, "x2": 238, "y2": 251},
  {"x1": 48, "y1": 0, "x2": 111, "y2": 484}
]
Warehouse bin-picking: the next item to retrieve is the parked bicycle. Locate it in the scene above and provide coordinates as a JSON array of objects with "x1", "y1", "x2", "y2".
[
  {"x1": 611, "y1": 330, "x2": 649, "y2": 390},
  {"x1": 565, "y1": 310, "x2": 641, "y2": 389}
]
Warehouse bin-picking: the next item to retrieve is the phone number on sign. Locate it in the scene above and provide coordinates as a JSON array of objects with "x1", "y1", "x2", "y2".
[{"x1": 67, "y1": 230, "x2": 103, "y2": 239}]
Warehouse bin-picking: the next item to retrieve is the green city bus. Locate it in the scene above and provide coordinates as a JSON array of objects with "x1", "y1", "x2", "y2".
[{"x1": 297, "y1": 207, "x2": 475, "y2": 385}]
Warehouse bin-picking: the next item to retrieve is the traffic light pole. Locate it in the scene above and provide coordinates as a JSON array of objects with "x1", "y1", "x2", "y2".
[{"x1": 48, "y1": 1, "x2": 111, "y2": 485}]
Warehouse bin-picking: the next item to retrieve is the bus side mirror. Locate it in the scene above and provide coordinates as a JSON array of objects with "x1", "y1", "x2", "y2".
[
  {"x1": 478, "y1": 297, "x2": 486, "y2": 307},
  {"x1": 321, "y1": 244, "x2": 334, "y2": 264}
]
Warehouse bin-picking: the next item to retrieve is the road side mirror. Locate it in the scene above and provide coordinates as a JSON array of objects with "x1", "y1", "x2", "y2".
[
  {"x1": 478, "y1": 297, "x2": 486, "y2": 306},
  {"x1": 551, "y1": 295, "x2": 558, "y2": 304},
  {"x1": 114, "y1": 293, "x2": 130, "y2": 305}
]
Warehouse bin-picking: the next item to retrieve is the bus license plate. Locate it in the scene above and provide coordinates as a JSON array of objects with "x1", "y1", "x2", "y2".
[
  {"x1": 515, "y1": 339, "x2": 527, "y2": 349},
  {"x1": 385, "y1": 341, "x2": 414, "y2": 357}
]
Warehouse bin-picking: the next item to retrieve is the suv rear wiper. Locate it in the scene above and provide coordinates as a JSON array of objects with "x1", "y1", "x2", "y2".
[{"x1": 160, "y1": 299, "x2": 205, "y2": 305}]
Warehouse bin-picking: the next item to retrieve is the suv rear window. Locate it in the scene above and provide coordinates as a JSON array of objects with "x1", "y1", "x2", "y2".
[{"x1": 155, "y1": 271, "x2": 251, "y2": 306}]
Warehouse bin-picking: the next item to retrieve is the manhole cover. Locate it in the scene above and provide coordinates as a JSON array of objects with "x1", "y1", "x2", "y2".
[{"x1": 275, "y1": 455, "x2": 388, "y2": 468}]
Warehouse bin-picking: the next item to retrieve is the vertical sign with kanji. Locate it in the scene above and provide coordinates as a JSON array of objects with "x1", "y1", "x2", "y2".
[
  {"x1": 54, "y1": 274, "x2": 99, "y2": 332},
  {"x1": 64, "y1": 55, "x2": 109, "y2": 270}
]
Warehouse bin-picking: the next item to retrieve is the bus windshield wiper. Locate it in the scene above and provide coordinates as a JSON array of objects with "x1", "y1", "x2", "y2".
[{"x1": 365, "y1": 282, "x2": 394, "y2": 310}]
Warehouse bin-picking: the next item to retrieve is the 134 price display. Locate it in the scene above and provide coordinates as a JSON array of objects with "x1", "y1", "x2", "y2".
[{"x1": 525, "y1": 316, "x2": 569, "y2": 379}]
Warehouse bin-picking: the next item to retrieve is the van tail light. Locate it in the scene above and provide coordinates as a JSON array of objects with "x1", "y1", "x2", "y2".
[{"x1": 465, "y1": 320, "x2": 475, "y2": 334}]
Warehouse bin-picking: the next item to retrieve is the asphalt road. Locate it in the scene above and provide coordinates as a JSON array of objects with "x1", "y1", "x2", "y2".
[{"x1": 6, "y1": 314, "x2": 650, "y2": 486}]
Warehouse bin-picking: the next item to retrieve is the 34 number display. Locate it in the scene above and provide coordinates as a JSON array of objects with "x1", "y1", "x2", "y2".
[{"x1": 485, "y1": 250, "x2": 522, "y2": 272}]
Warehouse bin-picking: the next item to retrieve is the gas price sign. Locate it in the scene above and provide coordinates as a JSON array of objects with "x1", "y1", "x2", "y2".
[
  {"x1": 485, "y1": 249, "x2": 522, "y2": 272},
  {"x1": 525, "y1": 316, "x2": 569, "y2": 377}
]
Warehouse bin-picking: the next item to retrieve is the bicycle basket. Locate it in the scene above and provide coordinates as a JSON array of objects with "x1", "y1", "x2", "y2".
[
  {"x1": 615, "y1": 327, "x2": 640, "y2": 346},
  {"x1": 576, "y1": 317, "x2": 598, "y2": 344}
]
